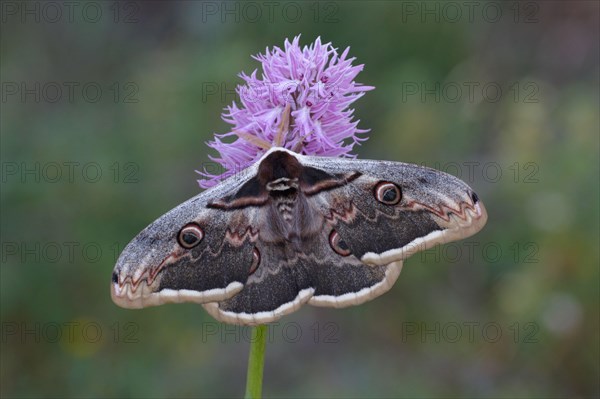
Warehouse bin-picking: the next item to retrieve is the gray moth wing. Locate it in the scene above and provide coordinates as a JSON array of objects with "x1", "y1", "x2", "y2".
[
  {"x1": 297, "y1": 152, "x2": 488, "y2": 266},
  {"x1": 111, "y1": 159, "x2": 262, "y2": 309},
  {"x1": 112, "y1": 147, "x2": 487, "y2": 325}
]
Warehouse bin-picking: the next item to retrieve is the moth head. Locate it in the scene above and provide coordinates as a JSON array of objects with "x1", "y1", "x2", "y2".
[{"x1": 257, "y1": 150, "x2": 303, "y2": 184}]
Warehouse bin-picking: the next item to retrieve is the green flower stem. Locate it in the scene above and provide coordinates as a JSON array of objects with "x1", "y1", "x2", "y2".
[{"x1": 244, "y1": 325, "x2": 268, "y2": 399}]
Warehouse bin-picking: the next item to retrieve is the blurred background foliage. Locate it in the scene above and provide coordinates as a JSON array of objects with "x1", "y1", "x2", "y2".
[{"x1": 1, "y1": 1, "x2": 598, "y2": 398}]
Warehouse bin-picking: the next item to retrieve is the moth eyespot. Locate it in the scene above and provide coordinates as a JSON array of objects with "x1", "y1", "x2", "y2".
[
  {"x1": 177, "y1": 223, "x2": 204, "y2": 249},
  {"x1": 329, "y1": 230, "x2": 351, "y2": 257},
  {"x1": 471, "y1": 191, "x2": 479, "y2": 204},
  {"x1": 249, "y1": 248, "x2": 261, "y2": 275},
  {"x1": 374, "y1": 181, "x2": 402, "y2": 205}
]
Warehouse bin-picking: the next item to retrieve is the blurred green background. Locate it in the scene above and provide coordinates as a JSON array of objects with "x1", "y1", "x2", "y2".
[{"x1": 1, "y1": 1, "x2": 598, "y2": 398}]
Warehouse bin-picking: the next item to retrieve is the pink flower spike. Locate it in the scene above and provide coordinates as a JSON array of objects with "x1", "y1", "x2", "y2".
[{"x1": 198, "y1": 35, "x2": 374, "y2": 188}]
